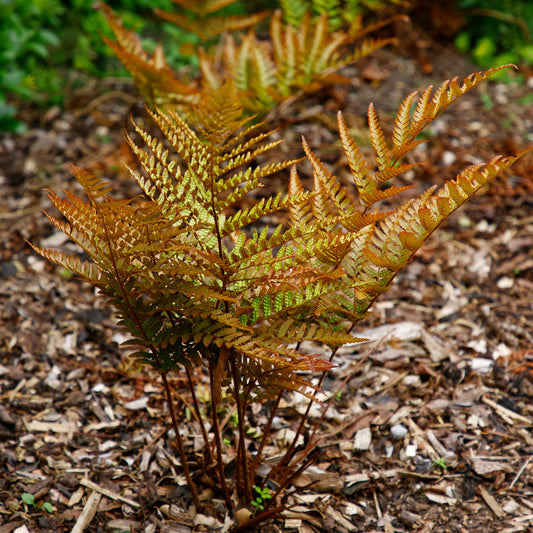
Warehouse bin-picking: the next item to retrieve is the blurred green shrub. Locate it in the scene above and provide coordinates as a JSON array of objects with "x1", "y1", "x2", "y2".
[
  {"x1": 0, "y1": 0, "x2": 201, "y2": 133},
  {"x1": 454, "y1": 0, "x2": 533, "y2": 79}
]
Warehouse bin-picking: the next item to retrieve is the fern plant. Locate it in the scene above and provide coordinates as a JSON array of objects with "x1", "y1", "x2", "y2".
[
  {"x1": 31, "y1": 66, "x2": 530, "y2": 528},
  {"x1": 99, "y1": 2, "x2": 202, "y2": 109},
  {"x1": 280, "y1": 0, "x2": 407, "y2": 30},
  {"x1": 199, "y1": 9, "x2": 393, "y2": 111},
  {"x1": 100, "y1": 3, "x2": 392, "y2": 114},
  {"x1": 154, "y1": 0, "x2": 269, "y2": 41}
]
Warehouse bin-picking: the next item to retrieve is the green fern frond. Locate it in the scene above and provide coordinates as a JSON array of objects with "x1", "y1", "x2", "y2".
[
  {"x1": 266, "y1": 317, "x2": 365, "y2": 346},
  {"x1": 280, "y1": 0, "x2": 309, "y2": 25},
  {"x1": 223, "y1": 193, "x2": 295, "y2": 236},
  {"x1": 100, "y1": 4, "x2": 391, "y2": 118},
  {"x1": 313, "y1": 0, "x2": 342, "y2": 25}
]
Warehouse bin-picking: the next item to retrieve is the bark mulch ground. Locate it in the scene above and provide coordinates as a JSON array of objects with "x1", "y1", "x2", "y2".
[{"x1": 1, "y1": 37, "x2": 533, "y2": 533}]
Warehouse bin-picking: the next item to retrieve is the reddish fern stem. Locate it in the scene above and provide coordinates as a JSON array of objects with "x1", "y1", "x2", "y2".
[
  {"x1": 263, "y1": 448, "x2": 321, "y2": 513},
  {"x1": 159, "y1": 370, "x2": 201, "y2": 504},
  {"x1": 265, "y1": 354, "x2": 324, "y2": 474},
  {"x1": 208, "y1": 360, "x2": 232, "y2": 509},
  {"x1": 165, "y1": 310, "x2": 213, "y2": 467},
  {"x1": 230, "y1": 352, "x2": 252, "y2": 504},
  {"x1": 248, "y1": 391, "x2": 282, "y2": 482},
  {"x1": 185, "y1": 366, "x2": 213, "y2": 466}
]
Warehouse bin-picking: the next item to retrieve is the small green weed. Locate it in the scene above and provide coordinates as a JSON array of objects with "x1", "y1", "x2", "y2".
[
  {"x1": 21, "y1": 493, "x2": 54, "y2": 514},
  {"x1": 251, "y1": 486, "x2": 272, "y2": 515},
  {"x1": 433, "y1": 457, "x2": 447, "y2": 470}
]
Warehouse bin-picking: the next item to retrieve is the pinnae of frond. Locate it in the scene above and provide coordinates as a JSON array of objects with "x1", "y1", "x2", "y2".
[
  {"x1": 337, "y1": 112, "x2": 371, "y2": 201},
  {"x1": 70, "y1": 165, "x2": 114, "y2": 203},
  {"x1": 367, "y1": 104, "x2": 391, "y2": 173}
]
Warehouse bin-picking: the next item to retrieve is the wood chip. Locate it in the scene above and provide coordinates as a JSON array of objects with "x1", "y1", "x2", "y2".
[
  {"x1": 71, "y1": 491, "x2": 102, "y2": 533},
  {"x1": 425, "y1": 492, "x2": 457, "y2": 505},
  {"x1": 324, "y1": 505, "x2": 358, "y2": 532},
  {"x1": 353, "y1": 426, "x2": 372, "y2": 451},
  {"x1": 106, "y1": 519, "x2": 142, "y2": 531},
  {"x1": 482, "y1": 397, "x2": 533, "y2": 426},
  {"x1": 284, "y1": 519, "x2": 302, "y2": 528},
  {"x1": 79, "y1": 479, "x2": 140, "y2": 508},
  {"x1": 23, "y1": 419, "x2": 78, "y2": 433},
  {"x1": 0, "y1": 523, "x2": 24, "y2": 533},
  {"x1": 471, "y1": 456, "x2": 513, "y2": 476},
  {"x1": 479, "y1": 486, "x2": 505, "y2": 518},
  {"x1": 67, "y1": 486, "x2": 85, "y2": 507}
]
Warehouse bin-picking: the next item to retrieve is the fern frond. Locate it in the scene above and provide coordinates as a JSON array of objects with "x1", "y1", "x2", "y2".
[
  {"x1": 266, "y1": 317, "x2": 365, "y2": 346},
  {"x1": 169, "y1": 0, "x2": 240, "y2": 15},
  {"x1": 29, "y1": 245, "x2": 101, "y2": 282},
  {"x1": 193, "y1": 80, "x2": 253, "y2": 147},
  {"x1": 367, "y1": 103, "x2": 392, "y2": 174},
  {"x1": 70, "y1": 166, "x2": 114, "y2": 202},
  {"x1": 288, "y1": 166, "x2": 314, "y2": 228},
  {"x1": 33, "y1": 67, "x2": 531, "y2": 412},
  {"x1": 337, "y1": 111, "x2": 372, "y2": 203},
  {"x1": 156, "y1": 11, "x2": 268, "y2": 41},
  {"x1": 338, "y1": 210, "x2": 389, "y2": 232},
  {"x1": 100, "y1": 3, "x2": 392, "y2": 118},
  {"x1": 280, "y1": 0, "x2": 309, "y2": 25},
  {"x1": 223, "y1": 192, "x2": 297, "y2": 236},
  {"x1": 392, "y1": 64, "x2": 516, "y2": 157},
  {"x1": 100, "y1": 4, "x2": 200, "y2": 108},
  {"x1": 302, "y1": 137, "x2": 355, "y2": 220},
  {"x1": 155, "y1": 0, "x2": 268, "y2": 41}
]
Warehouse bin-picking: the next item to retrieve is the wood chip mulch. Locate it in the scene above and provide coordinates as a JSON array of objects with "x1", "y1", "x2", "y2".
[{"x1": 1, "y1": 43, "x2": 532, "y2": 533}]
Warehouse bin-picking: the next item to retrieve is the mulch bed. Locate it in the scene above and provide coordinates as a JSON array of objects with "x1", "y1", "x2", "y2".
[{"x1": 1, "y1": 36, "x2": 533, "y2": 533}]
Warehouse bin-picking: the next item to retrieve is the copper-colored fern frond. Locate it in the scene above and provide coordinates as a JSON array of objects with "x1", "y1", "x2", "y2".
[
  {"x1": 337, "y1": 111, "x2": 372, "y2": 202},
  {"x1": 338, "y1": 111, "x2": 410, "y2": 208},
  {"x1": 367, "y1": 103, "x2": 392, "y2": 173},
  {"x1": 302, "y1": 137, "x2": 355, "y2": 220},
  {"x1": 338, "y1": 210, "x2": 390, "y2": 232},
  {"x1": 99, "y1": 3, "x2": 200, "y2": 109},
  {"x1": 29, "y1": 245, "x2": 101, "y2": 283},
  {"x1": 392, "y1": 64, "x2": 517, "y2": 157},
  {"x1": 70, "y1": 165, "x2": 115, "y2": 202},
  {"x1": 33, "y1": 69, "x2": 531, "y2": 408}
]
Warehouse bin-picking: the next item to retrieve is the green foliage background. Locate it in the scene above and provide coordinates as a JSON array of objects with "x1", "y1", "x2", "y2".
[
  {"x1": 0, "y1": 0, "x2": 194, "y2": 132},
  {"x1": 454, "y1": 0, "x2": 533, "y2": 75},
  {"x1": 1, "y1": 0, "x2": 531, "y2": 133}
]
